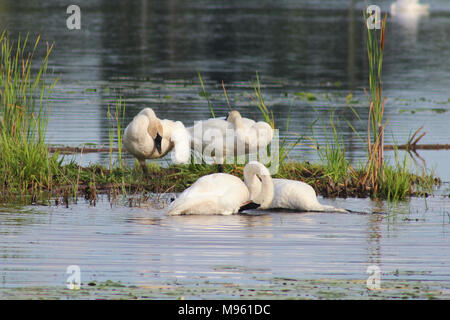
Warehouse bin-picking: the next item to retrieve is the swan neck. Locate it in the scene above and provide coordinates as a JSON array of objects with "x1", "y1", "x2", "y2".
[
  {"x1": 244, "y1": 162, "x2": 274, "y2": 209},
  {"x1": 231, "y1": 114, "x2": 244, "y2": 130},
  {"x1": 257, "y1": 174, "x2": 273, "y2": 209}
]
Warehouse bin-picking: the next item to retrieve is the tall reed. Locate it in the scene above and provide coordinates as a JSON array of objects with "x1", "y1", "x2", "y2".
[
  {"x1": 250, "y1": 72, "x2": 275, "y2": 128},
  {"x1": 0, "y1": 31, "x2": 59, "y2": 202},
  {"x1": 107, "y1": 96, "x2": 125, "y2": 170},
  {"x1": 249, "y1": 73, "x2": 304, "y2": 168},
  {"x1": 363, "y1": 11, "x2": 388, "y2": 193},
  {"x1": 197, "y1": 72, "x2": 215, "y2": 118}
]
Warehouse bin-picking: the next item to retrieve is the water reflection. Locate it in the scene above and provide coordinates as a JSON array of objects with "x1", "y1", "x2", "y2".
[
  {"x1": 366, "y1": 214, "x2": 383, "y2": 268},
  {"x1": 391, "y1": 4, "x2": 430, "y2": 45},
  {"x1": 0, "y1": 195, "x2": 449, "y2": 287}
]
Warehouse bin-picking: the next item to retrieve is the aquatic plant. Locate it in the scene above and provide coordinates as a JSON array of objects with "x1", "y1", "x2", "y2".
[
  {"x1": 312, "y1": 110, "x2": 351, "y2": 184},
  {"x1": 197, "y1": 72, "x2": 215, "y2": 118},
  {"x1": 107, "y1": 96, "x2": 126, "y2": 170},
  {"x1": 250, "y1": 72, "x2": 274, "y2": 128},
  {"x1": 363, "y1": 11, "x2": 388, "y2": 192},
  {"x1": 0, "y1": 31, "x2": 60, "y2": 203}
]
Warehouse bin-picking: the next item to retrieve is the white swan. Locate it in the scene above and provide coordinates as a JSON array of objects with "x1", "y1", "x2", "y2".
[
  {"x1": 123, "y1": 108, "x2": 190, "y2": 176},
  {"x1": 227, "y1": 110, "x2": 273, "y2": 151},
  {"x1": 246, "y1": 174, "x2": 347, "y2": 213},
  {"x1": 187, "y1": 110, "x2": 273, "y2": 163},
  {"x1": 167, "y1": 161, "x2": 274, "y2": 215},
  {"x1": 391, "y1": 0, "x2": 429, "y2": 18},
  {"x1": 158, "y1": 119, "x2": 191, "y2": 164}
]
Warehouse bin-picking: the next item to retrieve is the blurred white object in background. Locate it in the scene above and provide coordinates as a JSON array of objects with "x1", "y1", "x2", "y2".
[
  {"x1": 391, "y1": 0, "x2": 430, "y2": 18},
  {"x1": 390, "y1": 0, "x2": 430, "y2": 41}
]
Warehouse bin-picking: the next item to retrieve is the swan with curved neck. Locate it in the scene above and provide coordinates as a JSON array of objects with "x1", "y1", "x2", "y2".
[
  {"x1": 187, "y1": 110, "x2": 273, "y2": 163},
  {"x1": 226, "y1": 110, "x2": 273, "y2": 151},
  {"x1": 247, "y1": 175, "x2": 347, "y2": 213},
  {"x1": 167, "y1": 161, "x2": 274, "y2": 215},
  {"x1": 123, "y1": 108, "x2": 190, "y2": 176}
]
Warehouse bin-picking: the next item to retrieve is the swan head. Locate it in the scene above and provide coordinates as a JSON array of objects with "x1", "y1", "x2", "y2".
[
  {"x1": 140, "y1": 108, "x2": 164, "y2": 153},
  {"x1": 243, "y1": 161, "x2": 274, "y2": 209},
  {"x1": 225, "y1": 110, "x2": 242, "y2": 123}
]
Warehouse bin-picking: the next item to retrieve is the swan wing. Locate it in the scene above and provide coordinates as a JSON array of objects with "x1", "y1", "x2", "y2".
[
  {"x1": 167, "y1": 196, "x2": 231, "y2": 215},
  {"x1": 123, "y1": 115, "x2": 154, "y2": 158},
  {"x1": 271, "y1": 179, "x2": 320, "y2": 211},
  {"x1": 170, "y1": 121, "x2": 191, "y2": 164},
  {"x1": 271, "y1": 179, "x2": 346, "y2": 212},
  {"x1": 235, "y1": 120, "x2": 273, "y2": 151},
  {"x1": 168, "y1": 173, "x2": 249, "y2": 215}
]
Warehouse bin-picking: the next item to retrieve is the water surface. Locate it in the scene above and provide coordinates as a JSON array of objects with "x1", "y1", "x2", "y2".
[{"x1": 1, "y1": 195, "x2": 448, "y2": 289}]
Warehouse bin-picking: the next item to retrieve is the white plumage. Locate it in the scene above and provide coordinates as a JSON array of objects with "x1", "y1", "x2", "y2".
[
  {"x1": 187, "y1": 110, "x2": 273, "y2": 163},
  {"x1": 167, "y1": 161, "x2": 274, "y2": 215},
  {"x1": 123, "y1": 108, "x2": 191, "y2": 175},
  {"x1": 246, "y1": 174, "x2": 348, "y2": 213},
  {"x1": 159, "y1": 119, "x2": 191, "y2": 164}
]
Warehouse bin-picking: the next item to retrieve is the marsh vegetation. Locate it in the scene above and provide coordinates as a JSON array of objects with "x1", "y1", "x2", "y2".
[{"x1": 0, "y1": 29, "x2": 441, "y2": 206}]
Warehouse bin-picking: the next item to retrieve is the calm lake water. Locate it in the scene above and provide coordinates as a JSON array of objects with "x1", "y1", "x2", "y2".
[
  {"x1": 0, "y1": 195, "x2": 449, "y2": 289},
  {"x1": 0, "y1": 0, "x2": 449, "y2": 293}
]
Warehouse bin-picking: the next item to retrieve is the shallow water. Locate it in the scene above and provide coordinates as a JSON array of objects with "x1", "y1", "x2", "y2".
[{"x1": 0, "y1": 194, "x2": 448, "y2": 290}]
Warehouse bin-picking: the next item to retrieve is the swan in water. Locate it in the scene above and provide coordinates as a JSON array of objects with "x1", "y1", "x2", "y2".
[
  {"x1": 391, "y1": 0, "x2": 429, "y2": 18},
  {"x1": 187, "y1": 110, "x2": 273, "y2": 163},
  {"x1": 123, "y1": 108, "x2": 190, "y2": 176},
  {"x1": 167, "y1": 161, "x2": 274, "y2": 215},
  {"x1": 246, "y1": 173, "x2": 347, "y2": 213}
]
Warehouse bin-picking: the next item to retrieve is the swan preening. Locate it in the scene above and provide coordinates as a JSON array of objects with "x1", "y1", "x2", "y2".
[
  {"x1": 124, "y1": 108, "x2": 275, "y2": 171},
  {"x1": 167, "y1": 161, "x2": 274, "y2": 215},
  {"x1": 187, "y1": 110, "x2": 274, "y2": 163},
  {"x1": 168, "y1": 160, "x2": 347, "y2": 215},
  {"x1": 123, "y1": 108, "x2": 191, "y2": 176},
  {"x1": 247, "y1": 177, "x2": 347, "y2": 213},
  {"x1": 124, "y1": 109, "x2": 344, "y2": 215},
  {"x1": 391, "y1": 0, "x2": 429, "y2": 18}
]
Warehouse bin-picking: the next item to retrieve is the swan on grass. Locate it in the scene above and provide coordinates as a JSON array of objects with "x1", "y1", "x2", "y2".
[
  {"x1": 247, "y1": 174, "x2": 348, "y2": 213},
  {"x1": 123, "y1": 108, "x2": 190, "y2": 176},
  {"x1": 391, "y1": 0, "x2": 429, "y2": 18},
  {"x1": 167, "y1": 161, "x2": 274, "y2": 215},
  {"x1": 187, "y1": 110, "x2": 273, "y2": 163}
]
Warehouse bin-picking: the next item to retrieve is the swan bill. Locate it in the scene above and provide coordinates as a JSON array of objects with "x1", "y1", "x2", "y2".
[
  {"x1": 238, "y1": 201, "x2": 261, "y2": 212},
  {"x1": 154, "y1": 132, "x2": 162, "y2": 154}
]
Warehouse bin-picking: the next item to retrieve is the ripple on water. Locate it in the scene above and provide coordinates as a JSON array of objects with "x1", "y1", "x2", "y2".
[{"x1": 0, "y1": 194, "x2": 448, "y2": 288}]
